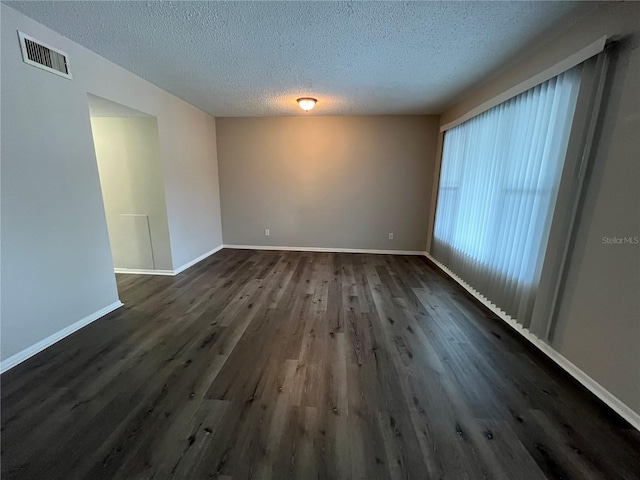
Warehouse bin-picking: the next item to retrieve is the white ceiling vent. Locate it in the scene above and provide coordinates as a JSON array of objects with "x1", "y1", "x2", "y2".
[{"x1": 18, "y1": 31, "x2": 72, "y2": 79}]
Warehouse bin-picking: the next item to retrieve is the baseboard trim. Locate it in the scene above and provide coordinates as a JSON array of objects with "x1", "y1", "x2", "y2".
[
  {"x1": 113, "y1": 246, "x2": 224, "y2": 277},
  {"x1": 223, "y1": 244, "x2": 425, "y2": 255},
  {"x1": 114, "y1": 268, "x2": 174, "y2": 276},
  {"x1": 173, "y1": 245, "x2": 224, "y2": 275},
  {"x1": 0, "y1": 300, "x2": 124, "y2": 374},
  {"x1": 423, "y1": 252, "x2": 640, "y2": 431}
]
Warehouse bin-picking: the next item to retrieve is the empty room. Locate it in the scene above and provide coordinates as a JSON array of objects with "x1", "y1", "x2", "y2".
[{"x1": 1, "y1": 1, "x2": 639, "y2": 479}]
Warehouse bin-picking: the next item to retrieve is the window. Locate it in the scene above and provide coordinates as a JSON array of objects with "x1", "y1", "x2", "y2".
[{"x1": 432, "y1": 67, "x2": 582, "y2": 324}]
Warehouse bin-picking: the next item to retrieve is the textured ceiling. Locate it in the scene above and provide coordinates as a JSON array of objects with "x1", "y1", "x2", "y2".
[{"x1": 6, "y1": 1, "x2": 591, "y2": 116}]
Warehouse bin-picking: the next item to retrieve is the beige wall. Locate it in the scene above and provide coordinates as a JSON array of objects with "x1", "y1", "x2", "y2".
[
  {"x1": 217, "y1": 116, "x2": 440, "y2": 252},
  {"x1": 90, "y1": 117, "x2": 173, "y2": 271},
  {"x1": 1, "y1": 5, "x2": 222, "y2": 363},
  {"x1": 439, "y1": 2, "x2": 640, "y2": 415}
]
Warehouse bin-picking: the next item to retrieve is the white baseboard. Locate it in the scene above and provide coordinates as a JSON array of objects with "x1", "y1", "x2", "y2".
[
  {"x1": 223, "y1": 244, "x2": 425, "y2": 255},
  {"x1": 114, "y1": 268, "x2": 174, "y2": 276},
  {"x1": 113, "y1": 245, "x2": 224, "y2": 277},
  {"x1": 423, "y1": 252, "x2": 640, "y2": 431},
  {"x1": 173, "y1": 245, "x2": 224, "y2": 275},
  {"x1": 0, "y1": 300, "x2": 124, "y2": 374}
]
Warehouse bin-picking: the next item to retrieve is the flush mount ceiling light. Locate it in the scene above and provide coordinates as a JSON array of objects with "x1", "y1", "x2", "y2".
[{"x1": 297, "y1": 97, "x2": 317, "y2": 111}]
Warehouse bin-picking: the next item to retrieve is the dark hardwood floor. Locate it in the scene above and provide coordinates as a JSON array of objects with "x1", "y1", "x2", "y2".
[{"x1": 1, "y1": 249, "x2": 639, "y2": 479}]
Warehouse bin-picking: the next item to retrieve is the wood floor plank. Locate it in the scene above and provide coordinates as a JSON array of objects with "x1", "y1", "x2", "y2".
[{"x1": 2, "y1": 249, "x2": 639, "y2": 479}]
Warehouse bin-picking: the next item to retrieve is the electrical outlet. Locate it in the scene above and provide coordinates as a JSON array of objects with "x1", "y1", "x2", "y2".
[
  {"x1": 265, "y1": 229, "x2": 270, "y2": 237},
  {"x1": 389, "y1": 233, "x2": 394, "y2": 240}
]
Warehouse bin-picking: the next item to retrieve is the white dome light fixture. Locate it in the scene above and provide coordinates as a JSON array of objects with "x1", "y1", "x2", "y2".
[{"x1": 297, "y1": 97, "x2": 317, "y2": 111}]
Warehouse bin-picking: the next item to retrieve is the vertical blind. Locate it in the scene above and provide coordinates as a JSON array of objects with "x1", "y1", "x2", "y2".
[{"x1": 432, "y1": 67, "x2": 582, "y2": 325}]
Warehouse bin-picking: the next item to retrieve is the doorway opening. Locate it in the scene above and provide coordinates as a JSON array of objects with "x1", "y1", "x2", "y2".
[{"x1": 87, "y1": 94, "x2": 173, "y2": 275}]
